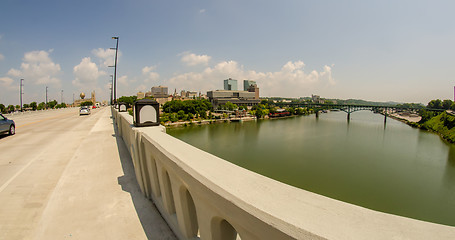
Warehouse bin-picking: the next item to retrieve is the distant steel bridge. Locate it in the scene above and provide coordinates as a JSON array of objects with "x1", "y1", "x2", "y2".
[{"x1": 275, "y1": 102, "x2": 444, "y2": 122}]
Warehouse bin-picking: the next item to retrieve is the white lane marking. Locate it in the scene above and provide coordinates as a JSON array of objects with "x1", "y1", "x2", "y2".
[{"x1": 0, "y1": 156, "x2": 37, "y2": 193}]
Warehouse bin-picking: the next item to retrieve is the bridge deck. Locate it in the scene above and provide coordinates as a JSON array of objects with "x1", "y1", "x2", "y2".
[{"x1": 0, "y1": 107, "x2": 175, "y2": 239}]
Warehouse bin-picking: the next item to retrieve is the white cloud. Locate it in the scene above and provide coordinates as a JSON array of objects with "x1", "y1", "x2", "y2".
[
  {"x1": 118, "y1": 75, "x2": 129, "y2": 86},
  {"x1": 180, "y1": 52, "x2": 211, "y2": 66},
  {"x1": 72, "y1": 57, "x2": 106, "y2": 88},
  {"x1": 7, "y1": 68, "x2": 21, "y2": 77},
  {"x1": 0, "y1": 77, "x2": 17, "y2": 90},
  {"x1": 7, "y1": 50, "x2": 61, "y2": 86},
  {"x1": 199, "y1": 9, "x2": 206, "y2": 13},
  {"x1": 167, "y1": 59, "x2": 336, "y2": 97},
  {"x1": 142, "y1": 65, "x2": 160, "y2": 83},
  {"x1": 92, "y1": 48, "x2": 119, "y2": 67},
  {"x1": 0, "y1": 53, "x2": 4, "y2": 61},
  {"x1": 136, "y1": 84, "x2": 147, "y2": 92}
]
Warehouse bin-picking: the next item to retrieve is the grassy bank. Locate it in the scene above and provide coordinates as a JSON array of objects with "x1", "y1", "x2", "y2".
[{"x1": 410, "y1": 112, "x2": 455, "y2": 143}]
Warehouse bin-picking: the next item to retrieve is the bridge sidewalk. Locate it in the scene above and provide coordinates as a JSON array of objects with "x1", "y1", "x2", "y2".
[{"x1": 32, "y1": 108, "x2": 176, "y2": 240}]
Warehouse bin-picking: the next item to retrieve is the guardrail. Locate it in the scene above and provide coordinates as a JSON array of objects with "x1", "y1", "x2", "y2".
[{"x1": 112, "y1": 108, "x2": 455, "y2": 240}]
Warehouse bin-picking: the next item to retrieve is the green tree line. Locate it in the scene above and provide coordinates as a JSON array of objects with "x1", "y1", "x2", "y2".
[{"x1": 0, "y1": 100, "x2": 67, "y2": 114}]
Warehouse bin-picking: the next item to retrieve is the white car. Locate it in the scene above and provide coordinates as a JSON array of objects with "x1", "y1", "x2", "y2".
[{"x1": 79, "y1": 106, "x2": 91, "y2": 116}]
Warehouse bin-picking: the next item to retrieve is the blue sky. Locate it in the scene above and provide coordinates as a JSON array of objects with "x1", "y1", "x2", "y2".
[{"x1": 1, "y1": 0, "x2": 454, "y2": 106}]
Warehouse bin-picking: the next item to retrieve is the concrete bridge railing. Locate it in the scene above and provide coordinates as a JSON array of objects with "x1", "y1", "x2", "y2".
[{"x1": 112, "y1": 108, "x2": 455, "y2": 240}]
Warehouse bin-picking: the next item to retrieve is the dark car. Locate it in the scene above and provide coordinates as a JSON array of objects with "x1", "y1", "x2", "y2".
[{"x1": 0, "y1": 113, "x2": 15, "y2": 135}]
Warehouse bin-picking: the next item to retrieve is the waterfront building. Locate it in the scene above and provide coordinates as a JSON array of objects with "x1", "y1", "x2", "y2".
[
  {"x1": 207, "y1": 90, "x2": 260, "y2": 108},
  {"x1": 312, "y1": 94, "x2": 324, "y2": 104},
  {"x1": 224, "y1": 78, "x2": 238, "y2": 91},
  {"x1": 247, "y1": 83, "x2": 260, "y2": 100},
  {"x1": 152, "y1": 86, "x2": 168, "y2": 98},
  {"x1": 180, "y1": 90, "x2": 198, "y2": 99},
  {"x1": 137, "y1": 91, "x2": 145, "y2": 99}
]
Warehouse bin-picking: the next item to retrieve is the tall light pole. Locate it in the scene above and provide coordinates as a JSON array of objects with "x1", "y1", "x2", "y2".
[
  {"x1": 110, "y1": 75, "x2": 113, "y2": 105},
  {"x1": 61, "y1": 90, "x2": 64, "y2": 104},
  {"x1": 20, "y1": 79, "x2": 24, "y2": 112},
  {"x1": 45, "y1": 86, "x2": 48, "y2": 109},
  {"x1": 109, "y1": 36, "x2": 119, "y2": 104}
]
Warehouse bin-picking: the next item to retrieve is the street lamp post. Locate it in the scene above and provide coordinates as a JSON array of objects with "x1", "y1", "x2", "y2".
[
  {"x1": 109, "y1": 37, "x2": 119, "y2": 104},
  {"x1": 110, "y1": 75, "x2": 113, "y2": 105},
  {"x1": 20, "y1": 79, "x2": 24, "y2": 112},
  {"x1": 45, "y1": 86, "x2": 48, "y2": 109}
]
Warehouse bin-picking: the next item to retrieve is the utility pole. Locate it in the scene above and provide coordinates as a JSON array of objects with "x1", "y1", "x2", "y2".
[
  {"x1": 109, "y1": 37, "x2": 119, "y2": 104},
  {"x1": 61, "y1": 90, "x2": 63, "y2": 104},
  {"x1": 45, "y1": 86, "x2": 48, "y2": 109},
  {"x1": 20, "y1": 79, "x2": 24, "y2": 112},
  {"x1": 110, "y1": 75, "x2": 113, "y2": 105},
  {"x1": 73, "y1": 93, "x2": 75, "y2": 107}
]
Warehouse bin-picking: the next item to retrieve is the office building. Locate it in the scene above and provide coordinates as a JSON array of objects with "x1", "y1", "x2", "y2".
[
  {"x1": 247, "y1": 83, "x2": 260, "y2": 100},
  {"x1": 243, "y1": 80, "x2": 256, "y2": 91},
  {"x1": 207, "y1": 90, "x2": 260, "y2": 108},
  {"x1": 224, "y1": 78, "x2": 238, "y2": 91},
  {"x1": 151, "y1": 86, "x2": 169, "y2": 98},
  {"x1": 137, "y1": 91, "x2": 145, "y2": 99}
]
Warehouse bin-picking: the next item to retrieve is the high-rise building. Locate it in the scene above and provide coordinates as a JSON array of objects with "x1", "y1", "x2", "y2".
[
  {"x1": 224, "y1": 78, "x2": 238, "y2": 91},
  {"x1": 247, "y1": 83, "x2": 260, "y2": 100},
  {"x1": 243, "y1": 80, "x2": 256, "y2": 91},
  {"x1": 151, "y1": 86, "x2": 168, "y2": 98}
]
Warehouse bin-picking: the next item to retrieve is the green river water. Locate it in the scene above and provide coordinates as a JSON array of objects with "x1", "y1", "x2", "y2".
[{"x1": 167, "y1": 111, "x2": 455, "y2": 226}]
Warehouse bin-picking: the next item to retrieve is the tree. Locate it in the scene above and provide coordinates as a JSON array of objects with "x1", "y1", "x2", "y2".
[
  {"x1": 81, "y1": 101, "x2": 93, "y2": 106},
  {"x1": 224, "y1": 101, "x2": 238, "y2": 111},
  {"x1": 30, "y1": 102, "x2": 37, "y2": 111},
  {"x1": 8, "y1": 105, "x2": 15, "y2": 113},
  {"x1": 56, "y1": 103, "x2": 67, "y2": 109},
  {"x1": 0, "y1": 104, "x2": 6, "y2": 113},
  {"x1": 169, "y1": 113, "x2": 178, "y2": 122},
  {"x1": 23, "y1": 103, "x2": 29, "y2": 109},
  {"x1": 285, "y1": 107, "x2": 295, "y2": 115},
  {"x1": 48, "y1": 100, "x2": 58, "y2": 109},
  {"x1": 118, "y1": 96, "x2": 137, "y2": 106},
  {"x1": 38, "y1": 102, "x2": 46, "y2": 110},
  {"x1": 442, "y1": 100, "x2": 453, "y2": 110},
  {"x1": 255, "y1": 108, "x2": 265, "y2": 119},
  {"x1": 427, "y1": 99, "x2": 442, "y2": 109},
  {"x1": 15, "y1": 105, "x2": 20, "y2": 110},
  {"x1": 177, "y1": 110, "x2": 186, "y2": 120}
]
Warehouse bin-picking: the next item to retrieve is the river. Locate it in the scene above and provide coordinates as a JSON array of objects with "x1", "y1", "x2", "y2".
[{"x1": 167, "y1": 111, "x2": 455, "y2": 226}]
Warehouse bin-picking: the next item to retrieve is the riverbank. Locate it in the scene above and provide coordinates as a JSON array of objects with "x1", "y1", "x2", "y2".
[
  {"x1": 389, "y1": 111, "x2": 455, "y2": 144},
  {"x1": 163, "y1": 116, "x2": 257, "y2": 128},
  {"x1": 416, "y1": 112, "x2": 455, "y2": 143}
]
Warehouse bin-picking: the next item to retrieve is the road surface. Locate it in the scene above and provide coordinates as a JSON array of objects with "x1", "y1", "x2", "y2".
[{"x1": 0, "y1": 107, "x2": 175, "y2": 240}]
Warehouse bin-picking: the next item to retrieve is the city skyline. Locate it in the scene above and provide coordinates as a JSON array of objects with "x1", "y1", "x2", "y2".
[{"x1": 1, "y1": 1, "x2": 455, "y2": 106}]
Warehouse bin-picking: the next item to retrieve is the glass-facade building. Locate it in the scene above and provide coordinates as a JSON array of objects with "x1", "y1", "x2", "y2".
[
  {"x1": 224, "y1": 78, "x2": 238, "y2": 90},
  {"x1": 243, "y1": 80, "x2": 256, "y2": 91}
]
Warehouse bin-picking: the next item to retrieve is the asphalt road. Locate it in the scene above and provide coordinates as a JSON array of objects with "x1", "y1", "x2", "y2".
[{"x1": 0, "y1": 107, "x2": 175, "y2": 240}]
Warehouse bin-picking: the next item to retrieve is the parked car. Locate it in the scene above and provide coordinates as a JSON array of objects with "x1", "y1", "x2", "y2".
[
  {"x1": 0, "y1": 113, "x2": 15, "y2": 135},
  {"x1": 79, "y1": 106, "x2": 91, "y2": 116}
]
